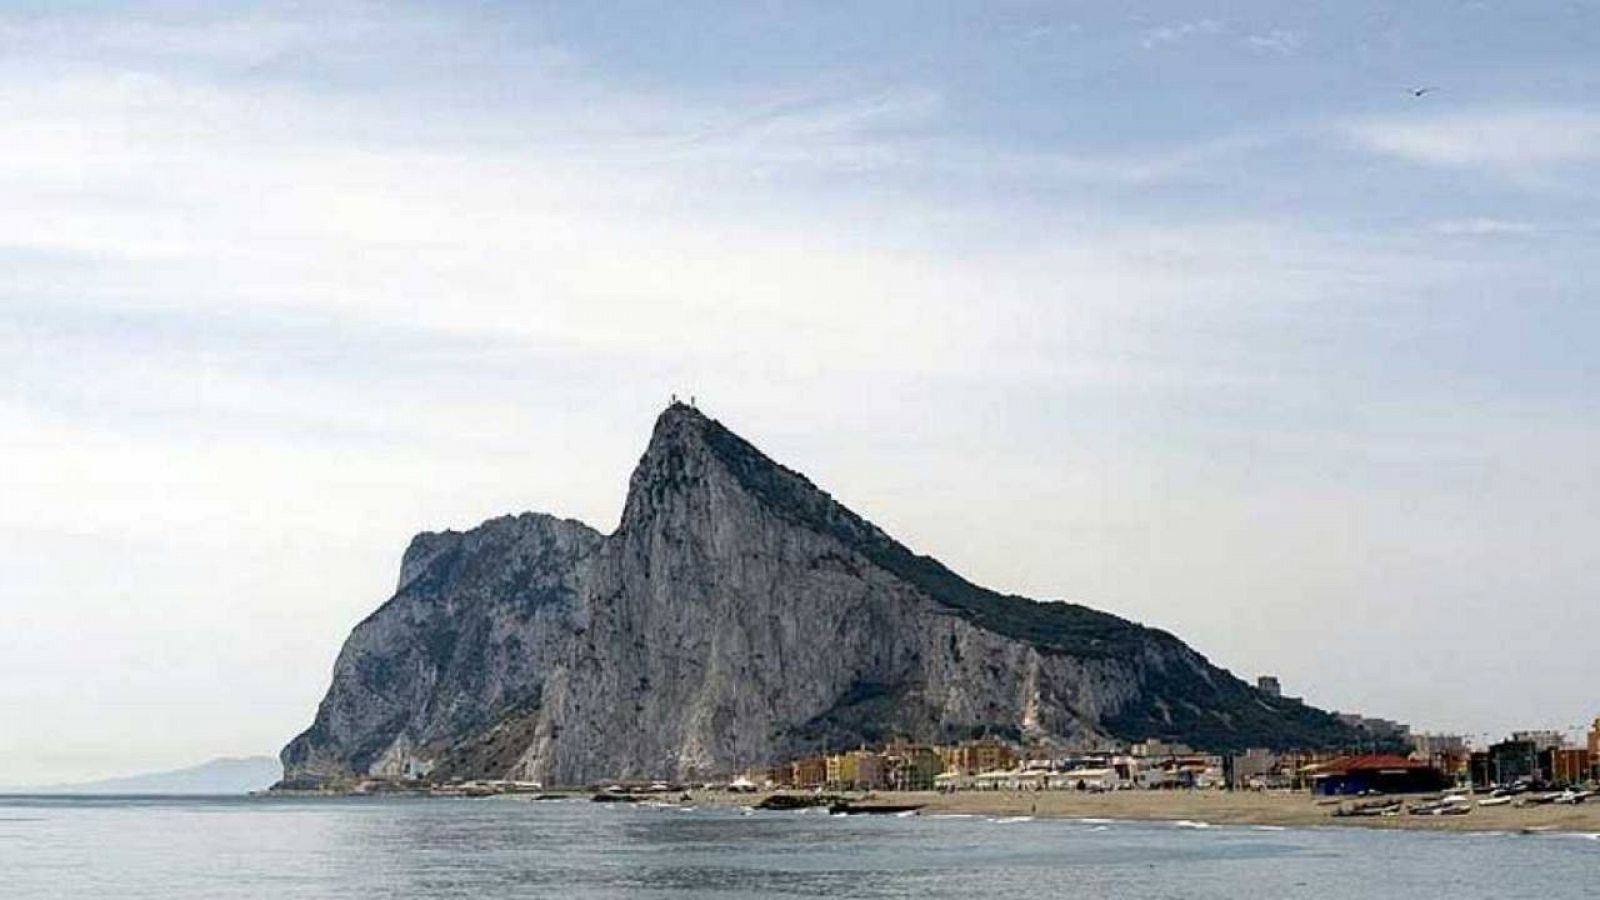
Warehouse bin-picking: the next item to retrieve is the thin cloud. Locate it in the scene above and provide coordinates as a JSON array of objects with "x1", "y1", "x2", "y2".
[
  {"x1": 1346, "y1": 108, "x2": 1600, "y2": 170},
  {"x1": 1431, "y1": 217, "x2": 1537, "y2": 236},
  {"x1": 1245, "y1": 29, "x2": 1304, "y2": 56},
  {"x1": 1138, "y1": 19, "x2": 1225, "y2": 50}
]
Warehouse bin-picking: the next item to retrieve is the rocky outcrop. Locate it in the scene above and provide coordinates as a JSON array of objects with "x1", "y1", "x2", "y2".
[{"x1": 282, "y1": 404, "x2": 1360, "y2": 786}]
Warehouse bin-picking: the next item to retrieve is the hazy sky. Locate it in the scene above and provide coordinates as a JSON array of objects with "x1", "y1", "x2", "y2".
[{"x1": 3, "y1": 1, "x2": 1597, "y2": 784}]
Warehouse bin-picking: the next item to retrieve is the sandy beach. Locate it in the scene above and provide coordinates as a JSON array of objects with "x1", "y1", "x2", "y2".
[{"x1": 685, "y1": 789, "x2": 1600, "y2": 834}]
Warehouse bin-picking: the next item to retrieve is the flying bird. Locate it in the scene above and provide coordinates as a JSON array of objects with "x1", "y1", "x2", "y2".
[{"x1": 1411, "y1": 86, "x2": 1436, "y2": 97}]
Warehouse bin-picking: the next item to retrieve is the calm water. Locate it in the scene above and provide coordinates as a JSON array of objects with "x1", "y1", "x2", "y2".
[{"x1": 1, "y1": 795, "x2": 1596, "y2": 898}]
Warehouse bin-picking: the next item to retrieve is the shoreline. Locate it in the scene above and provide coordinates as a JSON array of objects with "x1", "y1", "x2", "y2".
[
  {"x1": 244, "y1": 786, "x2": 1600, "y2": 835},
  {"x1": 23, "y1": 787, "x2": 1595, "y2": 836},
  {"x1": 683, "y1": 789, "x2": 1600, "y2": 835}
]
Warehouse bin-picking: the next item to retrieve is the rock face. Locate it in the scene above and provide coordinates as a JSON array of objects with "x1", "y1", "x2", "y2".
[{"x1": 282, "y1": 404, "x2": 1360, "y2": 786}]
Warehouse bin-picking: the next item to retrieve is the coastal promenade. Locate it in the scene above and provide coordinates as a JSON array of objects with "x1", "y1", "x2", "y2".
[{"x1": 686, "y1": 789, "x2": 1600, "y2": 834}]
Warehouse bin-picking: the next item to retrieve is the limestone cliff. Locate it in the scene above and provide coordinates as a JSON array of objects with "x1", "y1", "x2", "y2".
[{"x1": 282, "y1": 404, "x2": 1358, "y2": 786}]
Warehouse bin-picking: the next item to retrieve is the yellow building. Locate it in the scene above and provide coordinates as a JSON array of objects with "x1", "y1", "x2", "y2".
[
  {"x1": 883, "y1": 741, "x2": 944, "y2": 790},
  {"x1": 825, "y1": 750, "x2": 885, "y2": 789},
  {"x1": 832, "y1": 749, "x2": 857, "y2": 784}
]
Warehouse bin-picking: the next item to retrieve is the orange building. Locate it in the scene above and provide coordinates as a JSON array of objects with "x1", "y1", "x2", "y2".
[
  {"x1": 937, "y1": 740, "x2": 1017, "y2": 775},
  {"x1": 825, "y1": 750, "x2": 885, "y2": 789},
  {"x1": 790, "y1": 756, "x2": 827, "y2": 789},
  {"x1": 1550, "y1": 748, "x2": 1592, "y2": 786}
]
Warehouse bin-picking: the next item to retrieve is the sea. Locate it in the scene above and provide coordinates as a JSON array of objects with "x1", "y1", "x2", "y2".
[{"x1": 1, "y1": 795, "x2": 1595, "y2": 898}]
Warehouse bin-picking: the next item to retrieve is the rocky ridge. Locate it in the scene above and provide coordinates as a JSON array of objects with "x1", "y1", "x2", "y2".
[{"x1": 282, "y1": 404, "x2": 1360, "y2": 786}]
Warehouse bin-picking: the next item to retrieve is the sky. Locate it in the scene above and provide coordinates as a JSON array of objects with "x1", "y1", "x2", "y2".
[{"x1": 2, "y1": 0, "x2": 1597, "y2": 784}]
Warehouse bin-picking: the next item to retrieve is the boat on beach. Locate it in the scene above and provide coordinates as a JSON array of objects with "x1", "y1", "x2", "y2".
[
  {"x1": 1408, "y1": 796, "x2": 1472, "y2": 816},
  {"x1": 1518, "y1": 793, "x2": 1565, "y2": 807},
  {"x1": 1333, "y1": 798, "x2": 1402, "y2": 818}
]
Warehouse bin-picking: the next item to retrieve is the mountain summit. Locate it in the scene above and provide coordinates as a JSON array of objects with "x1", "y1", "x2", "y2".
[{"x1": 282, "y1": 404, "x2": 1358, "y2": 786}]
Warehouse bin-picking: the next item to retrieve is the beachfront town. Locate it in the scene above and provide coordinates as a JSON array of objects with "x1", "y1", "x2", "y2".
[
  {"x1": 310, "y1": 680, "x2": 1599, "y2": 809},
  {"x1": 730, "y1": 681, "x2": 1600, "y2": 800}
]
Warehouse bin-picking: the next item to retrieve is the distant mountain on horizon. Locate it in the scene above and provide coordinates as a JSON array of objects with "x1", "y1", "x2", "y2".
[{"x1": 4, "y1": 756, "x2": 282, "y2": 795}]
